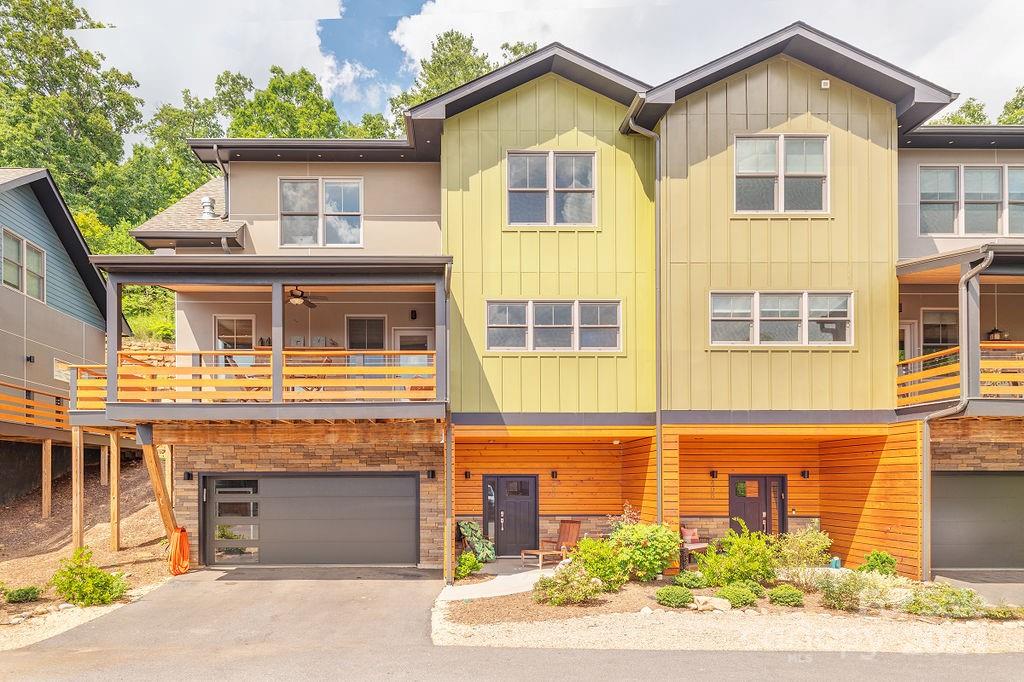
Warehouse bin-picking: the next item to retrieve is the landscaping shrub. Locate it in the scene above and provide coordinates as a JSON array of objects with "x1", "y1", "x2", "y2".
[
  {"x1": 457, "y1": 520, "x2": 496, "y2": 563},
  {"x1": 608, "y1": 522, "x2": 679, "y2": 582},
  {"x1": 715, "y1": 583, "x2": 758, "y2": 608},
  {"x1": 4, "y1": 586, "x2": 41, "y2": 603},
  {"x1": 735, "y1": 578, "x2": 766, "y2": 598},
  {"x1": 904, "y1": 584, "x2": 983, "y2": 619},
  {"x1": 673, "y1": 571, "x2": 708, "y2": 589},
  {"x1": 455, "y1": 551, "x2": 483, "y2": 580},
  {"x1": 570, "y1": 537, "x2": 628, "y2": 592},
  {"x1": 655, "y1": 585, "x2": 694, "y2": 608},
  {"x1": 984, "y1": 606, "x2": 1024, "y2": 620},
  {"x1": 857, "y1": 550, "x2": 898, "y2": 576},
  {"x1": 49, "y1": 547, "x2": 128, "y2": 607},
  {"x1": 767, "y1": 584, "x2": 804, "y2": 607},
  {"x1": 772, "y1": 522, "x2": 832, "y2": 569},
  {"x1": 819, "y1": 572, "x2": 863, "y2": 611},
  {"x1": 775, "y1": 566, "x2": 829, "y2": 592},
  {"x1": 695, "y1": 519, "x2": 775, "y2": 587},
  {"x1": 532, "y1": 560, "x2": 603, "y2": 606},
  {"x1": 856, "y1": 571, "x2": 914, "y2": 609}
]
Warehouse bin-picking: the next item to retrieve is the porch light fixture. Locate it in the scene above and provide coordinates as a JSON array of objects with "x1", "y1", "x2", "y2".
[
  {"x1": 410, "y1": 309, "x2": 418, "y2": 320},
  {"x1": 800, "y1": 470, "x2": 811, "y2": 479},
  {"x1": 426, "y1": 470, "x2": 436, "y2": 479},
  {"x1": 550, "y1": 470, "x2": 558, "y2": 479},
  {"x1": 987, "y1": 328, "x2": 1008, "y2": 341},
  {"x1": 183, "y1": 471, "x2": 193, "y2": 481},
  {"x1": 709, "y1": 470, "x2": 718, "y2": 479},
  {"x1": 25, "y1": 355, "x2": 35, "y2": 364},
  {"x1": 464, "y1": 471, "x2": 471, "y2": 479}
]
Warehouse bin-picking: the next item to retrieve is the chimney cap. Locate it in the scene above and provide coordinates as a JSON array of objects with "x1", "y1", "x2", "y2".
[{"x1": 199, "y1": 196, "x2": 217, "y2": 219}]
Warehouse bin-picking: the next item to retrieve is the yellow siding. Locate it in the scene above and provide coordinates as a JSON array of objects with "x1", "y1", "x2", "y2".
[
  {"x1": 443, "y1": 74, "x2": 655, "y2": 413},
  {"x1": 661, "y1": 56, "x2": 899, "y2": 411}
]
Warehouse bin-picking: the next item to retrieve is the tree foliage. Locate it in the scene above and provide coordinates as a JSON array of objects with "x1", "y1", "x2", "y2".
[
  {"x1": 219, "y1": 66, "x2": 343, "y2": 138},
  {"x1": 930, "y1": 97, "x2": 991, "y2": 125},
  {"x1": 998, "y1": 86, "x2": 1024, "y2": 125}
]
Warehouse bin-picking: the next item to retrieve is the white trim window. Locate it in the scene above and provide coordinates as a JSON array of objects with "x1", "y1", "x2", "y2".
[
  {"x1": 486, "y1": 300, "x2": 621, "y2": 351},
  {"x1": 213, "y1": 314, "x2": 256, "y2": 368},
  {"x1": 710, "y1": 292, "x2": 852, "y2": 346},
  {"x1": 2, "y1": 229, "x2": 45, "y2": 301},
  {"x1": 735, "y1": 135, "x2": 828, "y2": 212},
  {"x1": 921, "y1": 309, "x2": 958, "y2": 356},
  {"x1": 508, "y1": 151, "x2": 595, "y2": 226},
  {"x1": 919, "y1": 165, "x2": 1024, "y2": 236},
  {"x1": 280, "y1": 178, "x2": 363, "y2": 246}
]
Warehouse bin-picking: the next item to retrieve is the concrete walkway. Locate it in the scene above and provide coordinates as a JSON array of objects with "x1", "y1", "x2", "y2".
[{"x1": 438, "y1": 567, "x2": 552, "y2": 601}]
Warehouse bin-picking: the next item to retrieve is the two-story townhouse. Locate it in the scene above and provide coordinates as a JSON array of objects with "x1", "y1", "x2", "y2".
[{"x1": 0, "y1": 168, "x2": 116, "y2": 507}]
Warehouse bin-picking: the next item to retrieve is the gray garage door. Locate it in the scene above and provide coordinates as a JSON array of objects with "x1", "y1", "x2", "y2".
[
  {"x1": 932, "y1": 473, "x2": 1024, "y2": 569},
  {"x1": 205, "y1": 474, "x2": 418, "y2": 565}
]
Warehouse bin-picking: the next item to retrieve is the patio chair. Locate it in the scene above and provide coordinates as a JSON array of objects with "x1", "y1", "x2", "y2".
[
  {"x1": 222, "y1": 355, "x2": 266, "y2": 402},
  {"x1": 680, "y1": 525, "x2": 709, "y2": 568},
  {"x1": 520, "y1": 519, "x2": 582, "y2": 569}
]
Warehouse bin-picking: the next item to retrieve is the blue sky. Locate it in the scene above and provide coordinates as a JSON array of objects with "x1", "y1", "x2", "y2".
[{"x1": 74, "y1": 0, "x2": 1023, "y2": 135}]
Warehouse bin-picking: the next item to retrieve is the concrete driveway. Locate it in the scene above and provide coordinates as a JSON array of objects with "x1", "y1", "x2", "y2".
[
  {"x1": 1, "y1": 567, "x2": 1022, "y2": 680},
  {"x1": 936, "y1": 570, "x2": 1024, "y2": 606}
]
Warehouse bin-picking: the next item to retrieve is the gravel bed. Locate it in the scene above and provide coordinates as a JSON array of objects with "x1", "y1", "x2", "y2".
[{"x1": 432, "y1": 601, "x2": 1024, "y2": 654}]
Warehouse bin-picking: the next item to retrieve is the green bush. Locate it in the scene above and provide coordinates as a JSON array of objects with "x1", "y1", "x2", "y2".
[
  {"x1": 904, "y1": 584, "x2": 983, "y2": 619},
  {"x1": 735, "y1": 578, "x2": 766, "y2": 598},
  {"x1": 655, "y1": 585, "x2": 694, "y2": 608},
  {"x1": 715, "y1": 583, "x2": 758, "y2": 608},
  {"x1": 570, "y1": 538, "x2": 628, "y2": 592},
  {"x1": 457, "y1": 520, "x2": 496, "y2": 563},
  {"x1": 532, "y1": 560, "x2": 603, "y2": 606},
  {"x1": 455, "y1": 551, "x2": 483, "y2": 580},
  {"x1": 49, "y1": 547, "x2": 128, "y2": 606},
  {"x1": 768, "y1": 584, "x2": 804, "y2": 607},
  {"x1": 856, "y1": 571, "x2": 914, "y2": 609},
  {"x1": 673, "y1": 571, "x2": 708, "y2": 589},
  {"x1": 857, "y1": 550, "x2": 898, "y2": 576},
  {"x1": 608, "y1": 522, "x2": 680, "y2": 582},
  {"x1": 819, "y1": 572, "x2": 863, "y2": 611},
  {"x1": 695, "y1": 519, "x2": 776, "y2": 587},
  {"x1": 984, "y1": 605, "x2": 1024, "y2": 620},
  {"x1": 4, "y1": 586, "x2": 41, "y2": 603},
  {"x1": 773, "y1": 522, "x2": 832, "y2": 568}
]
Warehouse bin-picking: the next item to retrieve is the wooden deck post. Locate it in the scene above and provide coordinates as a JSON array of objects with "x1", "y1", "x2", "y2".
[
  {"x1": 161, "y1": 445, "x2": 174, "y2": 504},
  {"x1": 41, "y1": 438, "x2": 52, "y2": 519},
  {"x1": 99, "y1": 444, "x2": 109, "y2": 486},
  {"x1": 109, "y1": 432, "x2": 121, "y2": 551},
  {"x1": 71, "y1": 426, "x2": 84, "y2": 549},
  {"x1": 142, "y1": 443, "x2": 178, "y2": 538}
]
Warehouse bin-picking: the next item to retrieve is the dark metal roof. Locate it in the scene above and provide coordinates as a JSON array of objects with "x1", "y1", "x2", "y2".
[
  {"x1": 630, "y1": 21, "x2": 956, "y2": 132},
  {"x1": 900, "y1": 125, "x2": 1024, "y2": 149},
  {"x1": 0, "y1": 168, "x2": 112, "y2": 323},
  {"x1": 188, "y1": 134, "x2": 440, "y2": 164},
  {"x1": 90, "y1": 254, "x2": 452, "y2": 276},
  {"x1": 896, "y1": 243, "x2": 1024, "y2": 276}
]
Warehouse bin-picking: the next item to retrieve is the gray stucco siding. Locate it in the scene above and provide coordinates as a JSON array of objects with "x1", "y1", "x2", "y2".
[{"x1": 0, "y1": 185, "x2": 104, "y2": 330}]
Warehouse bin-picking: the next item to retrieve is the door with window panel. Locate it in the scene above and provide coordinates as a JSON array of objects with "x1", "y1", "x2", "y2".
[
  {"x1": 206, "y1": 478, "x2": 261, "y2": 565},
  {"x1": 922, "y1": 310, "x2": 958, "y2": 358}
]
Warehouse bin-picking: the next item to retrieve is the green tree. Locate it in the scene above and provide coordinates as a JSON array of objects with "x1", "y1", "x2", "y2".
[
  {"x1": 998, "y1": 86, "x2": 1024, "y2": 124},
  {"x1": 340, "y1": 112, "x2": 392, "y2": 139},
  {"x1": 0, "y1": 0, "x2": 142, "y2": 207},
  {"x1": 219, "y1": 66, "x2": 343, "y2": 138},
  {"x1": 929, "y1": 97, "x2": 991, "y2": 125},
  {"x1": 500, "y1": 41, "x2": 538, "y2": 63}
]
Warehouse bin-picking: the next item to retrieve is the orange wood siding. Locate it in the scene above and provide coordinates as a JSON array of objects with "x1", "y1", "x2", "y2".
[
  {"x1": 819, "y1": 422, "x2": 922, "y2": 578},
  {"x1": 453, "y1": 441, "x2": 623, "y2": 516},
  {"x1": 621, "y1": 437, "x2": 658, "y2": 523}
]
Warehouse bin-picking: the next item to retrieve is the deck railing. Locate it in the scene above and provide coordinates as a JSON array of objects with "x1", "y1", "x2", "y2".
[
  {"x1": 896, "y1": 342, "x2": 1024, "y2": 407},
  {"x1": 71, "y1": 349, "x2": 436, "y2": 409},
  {"x1": 0, "y1": 379, "x2": 69, "y2": 429}
]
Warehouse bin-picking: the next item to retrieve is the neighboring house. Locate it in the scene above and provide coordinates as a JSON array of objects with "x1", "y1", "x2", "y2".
[
  {"x1": 0, "y1": 168, "x2": 111, "y2": 504},
  {"x1": 70, "y1": 23, "x2": 1024, "y2": 580}
]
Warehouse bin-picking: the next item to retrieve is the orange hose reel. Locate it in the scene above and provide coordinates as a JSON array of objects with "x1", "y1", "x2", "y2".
[{"x1": 168, "y1": 527, "x2": 190, "y2": 575}]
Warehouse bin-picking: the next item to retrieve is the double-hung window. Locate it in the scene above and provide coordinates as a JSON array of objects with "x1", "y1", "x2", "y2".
[
  {"x1": 2, "y1": 229, "x2": 44, "y2": 301},
  {"x1": 710, "y1": 292, "x2": 852, "y2": 346},
  {"x1": 1008, "y1": 168, "x2": 1024, "y2": 234},
  {"x1": 963, "y1": 167, "x2": 1002, "y2": 234},
  {"x1": 508, "y1": 151, "x2": 595, "y2": 225},
  {"x1": 922, "y1": 310, "x2": 958, "y2": 356},
  {"x1": 486, "y1": 300, "x2": 621, "y2": 351},
  {"x1": 919, "y1": 165, "x2": 1024, "y2": 236},
  {"x1": 919, "y1": 167, "x2": 959, "y2": 234},
  {"x1": 735, "y1": 135, "x2": 827, "y2": 212},
  {"x1": 280, "y1": 178, "x2": 363, "y2": 246}
]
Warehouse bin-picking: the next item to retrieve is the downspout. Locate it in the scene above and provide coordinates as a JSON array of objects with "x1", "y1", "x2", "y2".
[
  {"x1": 212, "y1": 144, "x2": 233, "y2": 253},
  {"x1": 625, "y1": 97, "x2": 664, "y2": 524},
  {"x1": 919, "y1": 248, "x2": 993, "y2": 580}
]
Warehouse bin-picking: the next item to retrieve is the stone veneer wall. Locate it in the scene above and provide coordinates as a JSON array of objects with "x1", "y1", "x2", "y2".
[
  {"x1": 172, "y1": 442, "x2": 444, "y2": 567},
  {"x1": 931, "y1": 418, "x2": 1024, "y2": 472},
  {"x1": 455, "y1": 514, "x2": 613, "y2": 554},
  {"x1": 681, "y1": 516, "x2": 820, "y2": 542}
]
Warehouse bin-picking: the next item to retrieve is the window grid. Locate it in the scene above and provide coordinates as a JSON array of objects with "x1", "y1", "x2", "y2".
[
  {"x1": 2, "y1": 229, "x2": 45, "y2": 301},
  {"x1": 507, "y1": 151, "x2": 596, "y2": 226},
  {"x1": 735, "y1": 135, "x2": 829, "y2": 213},
  {"x1": 485, "y1": 300, "x2": 621, "y2": 352},
  {"x1": 919, "y1": 165, "x2": 1024, "y2": 237},
  {"x1": 3, "y1": 229, "x2": 23, "y2": 291},
  {"x1": 279, "y1": 178, "x2": 364, "y2": 247},
  {"x1": 710, "y1": 292, "x2": 853, "y2": 347}
]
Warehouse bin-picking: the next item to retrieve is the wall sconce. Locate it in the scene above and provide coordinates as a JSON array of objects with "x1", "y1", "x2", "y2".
[
  {"x1": 25, "y1": 355, "x2": 35, "y2": 364},
  {"x1": 464, "y1": 471, "x2": 471, "y2": 479},
  {"x1": 183, "y1": 471, "x2": 193, "y2": 481},
  {"x1": 709, "y1": 470, "x2": 718, "y2": 479},
  {"x1": 800, "y1": 470, "x2": 811, "y2": 479},
  {"x1": 410, "y1": 309, "x2": 418, "y2": 321},
  {"x1": 551, "y1": 470, "x2": 558, "y2": 479},
  {"x1": 426, "y1": 470, "x2": 436, "y2": 479}
]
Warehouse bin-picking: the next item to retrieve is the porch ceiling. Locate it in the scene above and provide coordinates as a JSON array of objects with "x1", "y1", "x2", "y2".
[{"x1": 897, "y1": 244, "x2": 1024, "y2": 284}]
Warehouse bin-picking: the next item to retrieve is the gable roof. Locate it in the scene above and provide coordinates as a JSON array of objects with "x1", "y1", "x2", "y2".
[
  {"x1": 627, "y1": 21, "x2": 956, "y2": 133},
  {"x1": 0, "y1": 168, "x2": 110, "y2": 322},
  {"x1": 131, "y1": 176, "x2": 246, "y2": 249}
]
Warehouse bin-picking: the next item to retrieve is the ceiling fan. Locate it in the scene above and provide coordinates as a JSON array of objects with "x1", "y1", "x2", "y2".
[{"x1": 287, "y1": 288, "x2": 326, "y2": 308}]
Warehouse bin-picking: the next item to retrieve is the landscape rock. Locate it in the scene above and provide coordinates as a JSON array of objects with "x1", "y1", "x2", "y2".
[
  {"x1": 58, "y1": 603, "x2": 76, "y2": 611},
  {"x1": 639, "y1": 606, "x2": 653, "y2": 615},
  {"x1": 694, "y1": 596, "x2": 731, "y2": 612}
]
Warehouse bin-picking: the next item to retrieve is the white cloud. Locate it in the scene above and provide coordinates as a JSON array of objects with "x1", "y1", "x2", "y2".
[{"x1": 391, "y1": 0, "x2": 1024, "y2": 121}]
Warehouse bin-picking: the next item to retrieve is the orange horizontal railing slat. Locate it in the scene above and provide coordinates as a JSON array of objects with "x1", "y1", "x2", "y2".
[
  {"x1": 0, "y1": 379, "x2": 69, "y2": 429},
  {"x1": 896, "y1": 342, "x2": 1024, "y2": 407}
]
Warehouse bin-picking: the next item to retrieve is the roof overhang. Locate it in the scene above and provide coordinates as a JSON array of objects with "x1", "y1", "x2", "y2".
[
  {"x1": 189, "y1": 133, "x2": 441, "y2": 164},
  {"x1": 89, "y1": 254, "x2": 452, "y2": 278},
  {"x1": 897, "y1": 243, "x2": 1024, "y2": 283},
  {"x1": 900, "y1": 125, "x2": 1024, "y2": 149},
  {"x1": 630, "y1": 21, "x2": 955, "y2": 132},
  {"x1": 130, "y1": 227, "x2": 245, "y2": 250}
]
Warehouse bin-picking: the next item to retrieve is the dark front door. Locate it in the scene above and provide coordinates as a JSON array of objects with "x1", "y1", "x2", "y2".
[
  {"x1": 728, "y1": 475, "x2": 787, "y2": 535},
  {"x1": 483, "y1": 475, "x2": 538, "y2": 556}
]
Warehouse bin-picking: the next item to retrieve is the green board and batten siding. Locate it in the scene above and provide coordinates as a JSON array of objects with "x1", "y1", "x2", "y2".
[
  {"x1": 442, "y1": 73, "x2": 655, "y2": 414},
  {"x1": 0, "y1": 184, "x2": 104, "y2": 330},
  {"x1": 661, "y1": 56, "x2": 900, "y2": 411}
]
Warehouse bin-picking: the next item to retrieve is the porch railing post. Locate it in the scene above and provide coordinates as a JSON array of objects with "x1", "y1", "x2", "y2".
[
  {"x1": 434, "y1": 274, "x2": 447, "y2": 402},
  {"x1": 271, "y1": 282, "x2": 284, "y2": 402},
  {"x1": 960, "y1": 262, "x2": 982, "y2": 398},
  {"x1": 106, "y1": 276, "x2": 122, "y2": 404}
]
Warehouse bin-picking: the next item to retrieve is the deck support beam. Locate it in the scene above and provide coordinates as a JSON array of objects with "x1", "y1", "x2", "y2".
[
  {"x1": 109, "y1": 431, "x2": 121, "y2": 551},
  {"x1": 106, "y1": 277, "x2": 122, "y2": 403},
  {"x1": 142, "y1": 442, "x2": 178, "y2": 538},
  {"x1": 71, "y1": 426, "x2": 84, "y2": 549},
  {"x1": 41, "y1": 438, "x2": 52, "y2": 519},
  {"x1": 99, "y1": 445, "x2": 109, "y2": 486}
]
